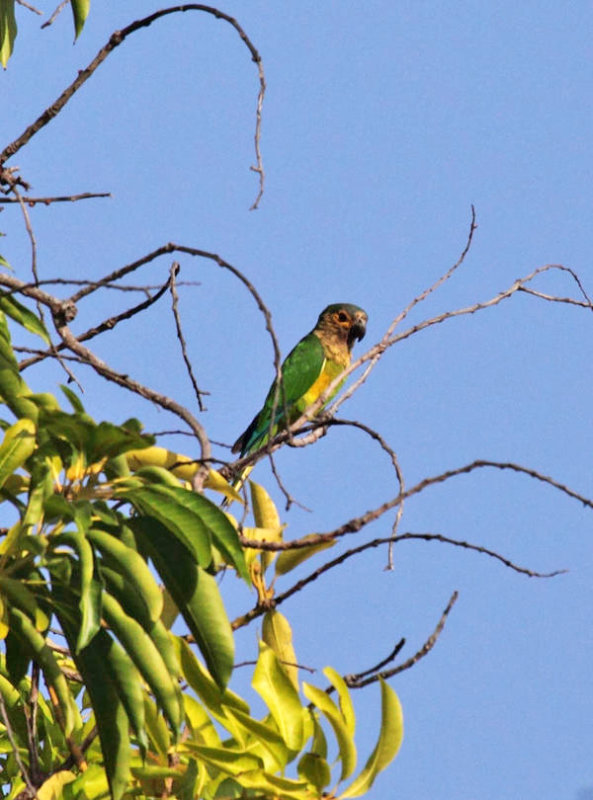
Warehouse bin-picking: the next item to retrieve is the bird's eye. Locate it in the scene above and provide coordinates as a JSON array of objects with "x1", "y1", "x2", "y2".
[{"x1": 338, "y1": 311, "x2": 349, "y2": 323}]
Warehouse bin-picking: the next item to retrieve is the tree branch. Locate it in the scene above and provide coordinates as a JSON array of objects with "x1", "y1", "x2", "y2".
[{"x1": 0, "y1": 6, "x2": 266, "y2": 207}]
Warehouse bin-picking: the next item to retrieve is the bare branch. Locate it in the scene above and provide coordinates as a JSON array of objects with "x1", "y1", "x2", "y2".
[
  {"x1": 0, "y1": 192, "x2": 110, "y2": 206},
  {"x1": 325, "y1": 417, "x2": 406, "y2": 567},
  {"x1": 40, "y1": 0, "x2": 68, "y2": 28},
  {"x1": 169, "y1": 262, "x2": 208, "y2": 411},
  {"x1": 16, "y1": 0, "x2": 42, "y2": 14},
  {"x1": 1, "y1": 6, "x2": 266, "y2": 208},
  {"x1": 348, "y1": 591, "x2": 459, "y2": 687},
  {"x1": 237, "y1": 458, "x2": 592, "y2": 557},
  {"x1": 19, "y1": 271, "x2": 174, "y2": 370},
  {"x1": 343, "y1": 638, "x2": 406, "y2": 684},
  {"x1": 0, "y1": 272, "x2": 211, "y2": 484}
]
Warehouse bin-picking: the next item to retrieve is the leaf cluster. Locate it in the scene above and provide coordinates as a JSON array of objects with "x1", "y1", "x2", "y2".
[{"x1": 0, "y1": 300, "x2": 403, "y2": 799}]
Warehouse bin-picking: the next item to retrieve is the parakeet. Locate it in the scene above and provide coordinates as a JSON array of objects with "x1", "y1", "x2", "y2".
[{"x1": 232, "y1": 303, "x2": 368, "y2": 460}]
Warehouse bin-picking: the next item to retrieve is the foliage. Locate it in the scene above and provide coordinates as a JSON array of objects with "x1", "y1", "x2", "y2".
[
  {"x1": 1, "y1": 3, "x2": 591, "y2": 799},
  {"x1": 0, "y1": 308, "x2": 403, "y2": 799},
  {"x1": 0, "y1": 0, "x2": 90, "y2": 67}
]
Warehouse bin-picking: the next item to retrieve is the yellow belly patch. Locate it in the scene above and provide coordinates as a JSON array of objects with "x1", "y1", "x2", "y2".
[{"x1": 301, "y1": 360, "x2": 344, "y2": 407}]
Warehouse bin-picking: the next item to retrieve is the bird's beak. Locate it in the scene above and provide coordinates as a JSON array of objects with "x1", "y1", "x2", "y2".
[{"x1": 349, "y1": 313, "x2": 367, "y2": 346}]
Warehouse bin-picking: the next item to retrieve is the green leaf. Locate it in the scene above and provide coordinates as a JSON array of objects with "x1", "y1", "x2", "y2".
[
  {"x1": 5, "y1": 629, "x2": 30, "y2": 685},
  {"x1": 0, "y1": 575, "x2": 39, "y2": 623},
  {"x1": 0, "y1": 253, "x2": 12, "y2": 270},
  {"x1": 252, "y1": 641, "x2": 304, "y2": 752},
  {"x1": 88, "y1": 420, "x2": 153, "y2": 462},
  {"x1": 177, "y1": 758, "x2": 199, "y2": 800},
  {"x1": 70, "y1": 0, "x2": 90, "y2": 40},
  {"x1": 60, "y1": 385, "x2": 85, "y2": 413},
  {"x1": 340, "y1": 679, "x2": 404, "y2": 798},
  {"x1": 180, "y1": 743, "x2": 262, "y2": 775},
  {"x1": 102, "y1": 633, "x2": 149, "y2": 757},
  {"x1": 0, "y1": 418, "x2": 36, "y2": 490},
  {"x1": 298, "y1": 752, "x2": 332, "y2": 792},
  {"x1": 0, "y1": 312, "x2": 39, "y2": 420},
  {"x1": 302, "y1": 682, "x2": 357, "y2": 782},
  {"x1": 143, "y1": 695, "x2": 171, "y2": 757},
  {"x1": 0, "y1": 0, "x2": 16, "y2": 68},
  {"x1": 123, "y1": 485, "x2": 212, "y2": 567},
  {"x1": 232, "y1": 770, "x2": 311, "y2": 799},
  {"x1": 87, "y1": 527, "x2": 163, "y2": 623},
  {"x1": 179, "y1": 488, "x2": 249, "y2": 581},
  {"x1": 8, "y1": 607, "x2": 78, "y2": 736},
  {"x1": 101, "y1": 590, "x2": 181, "y2": 733},
  {"x1": 175, "y1": 637, "x2": 251, "y2": 748},
  {"x1": 225, "y1": 705, "x2": 291, "y2": 772},
  {"x1": 52, "y1": 530, "x2": 101, "y2": 652},
  {"x1": 126, "y1": 484, "x2": 248, "y2": 580},
  {"x1": 65, "y1": 632, "x2": 131, "y2": 800},
  {"x1": 309, "y1": 709, "x2": 328, "y2": 759},
  {"x1": 183, "y1": 694, "x2": 221, "y2": 747},
  {"x1": 131, "y1": 516, "x2": 235, "y2": 689},
  {"x1": 0, "y1": 292, "x2": 51, "y2": 344}
]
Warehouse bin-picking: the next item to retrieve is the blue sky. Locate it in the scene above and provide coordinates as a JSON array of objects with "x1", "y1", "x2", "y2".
[{"x1": 2, "y1": 2, "x2": 593, "y2": 798}]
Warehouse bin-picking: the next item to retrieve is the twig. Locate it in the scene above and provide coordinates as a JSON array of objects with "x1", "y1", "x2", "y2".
[
  {"x1": 13, "y1": 189, "x2": 40, "y2": 300},
  {"x1": 25, "y1": 664, "x2": 42, "y2": 785},
  {"x1": 234, "y1": 659, "x2": 316, "y2": 674},
  {"x1": 11, "y1": 189, "x2": 83, "y2": 389},
  {"x1": 65, "y1": 242, "x2": 283, "y2": 422},
  {"x1": 40, "y1": 0, "x2": 68, "y2": 28},
  {"x1": 16, "y1": 0, "x2": 42, "y2": 14},
  {"x1": 0, "y1": 272, "x2": 212, "y2": 487},
  {"x1": 1, "y1": 6, "x2": 266, "y2": 208},
  {"x1": 326, "y1": 417, "x2": 406, "y2": 568},
  {"x1": 19, "y1": 272, "x2": 174, "y2": 370},
  {"x1": 0, "y1": 192, "x2": 111, "y2": 205},
  {"x1": 343, "y1": 638, "x2": 406, "y2": 685},
  {"x1": 268, "y1": 450, "x2": 311, "y2": 512},
  {"x1": 57, "y1": 726, "x2": 98, "y2": 772},
  {"x1": 0, "y1": 691, "x2": 39, "y2": 798},
  {"x1": 348, "y1": 591, "x2": 459, "y2": 687},
  {"x1": 169, "y1": 262, "x2": 208, "y2": 411}
]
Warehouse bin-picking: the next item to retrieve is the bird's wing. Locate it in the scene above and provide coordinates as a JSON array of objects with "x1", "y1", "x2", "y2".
[{"x1": 233, "y1": 332, "x2": 325, "y2": 455}]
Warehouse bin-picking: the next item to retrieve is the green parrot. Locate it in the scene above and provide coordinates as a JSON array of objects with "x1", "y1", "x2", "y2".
[{"x1": 231, "y1": 303, "x2": 368, "y2": 461}]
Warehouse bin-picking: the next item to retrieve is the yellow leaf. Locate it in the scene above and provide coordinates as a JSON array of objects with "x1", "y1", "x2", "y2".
[
  {"x1": 126, "y1": 447, "x2": 243, "y2": 502},
  {"x1": 250, "y1": 481, "x2": 282, "y2": 530},
  {"x1": 65, "y1": 451, "x2": 85, "y2": 483},
  {"x1": 249, "y1": 482, "x2": 284, "y2": 572},
  {"x1": 0, "y1": 595, "x2": 8, "y2": 639},
  {"x1": 0, "y1": 521, "x2": 22, "y2": 556},
  {"x1": 37, "y1": 770, "x2": 76, "y2": 800},
  {"x1": 262, "y1": 610, "x2": 299, "y2": 690},
  {"x1": 203, "y1": 468, "x2": 243, "y2": 503}
]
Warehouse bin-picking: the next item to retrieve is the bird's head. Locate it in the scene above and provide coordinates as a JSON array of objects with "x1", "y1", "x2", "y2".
[{"x1": 317, "y1": 303, "x2": 368, "y2": 350}]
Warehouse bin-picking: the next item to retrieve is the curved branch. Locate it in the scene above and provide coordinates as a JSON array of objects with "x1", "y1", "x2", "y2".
[
  {"x1": 0, "y1": 5, "x2": 266, "y2": 207},
  {"x1": 239, "y1": 458, "x2": 593, "y2": 554},
  {"x1": 232, "y1": 524, "x2": 564, "y2": 631},
  {"x1": 348, "y1": 591, "x2": 459, "y2": 687}
]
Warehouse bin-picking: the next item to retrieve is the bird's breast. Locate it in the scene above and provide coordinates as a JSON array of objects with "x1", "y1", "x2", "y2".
[{"x1": 301, "y1": 359, "x2": 346, "y2": 407}]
